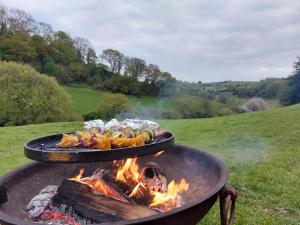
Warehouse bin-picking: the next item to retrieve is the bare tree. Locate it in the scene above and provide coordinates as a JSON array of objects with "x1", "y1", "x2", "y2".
[
  {"x1": 100, "y1": 49, "x2": 124, "y2": 74},
  {"x1": 0, "y1": 4, "x2": 8, "y2": 36},
  {"x1": 34, "y1": 22, "x2": 53, "y2": 37},
  {"x1": 73, "y1": 37, "x2": 93, "y2": 63},
  {"x1": 145, "y1": 64, "x2": 161, "y2": 84},
  {"x1": 6, "y1": 8, "x2": 36, "y2": 34},
  {"x1": 124, "y1": 57, "x2": 146, "y2": 79}
]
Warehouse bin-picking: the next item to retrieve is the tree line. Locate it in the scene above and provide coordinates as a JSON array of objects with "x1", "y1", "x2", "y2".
[
  {"x1": 0, "y1": 3, "x2": 176, "y2": 97},
  {"x1": 0, "y1": 3, "x2": 299, "y2": 106}
]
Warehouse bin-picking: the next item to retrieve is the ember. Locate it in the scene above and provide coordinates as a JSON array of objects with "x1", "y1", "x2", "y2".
[{"x1": 39, "y1": 210, "x2": 80, "y2": 225}]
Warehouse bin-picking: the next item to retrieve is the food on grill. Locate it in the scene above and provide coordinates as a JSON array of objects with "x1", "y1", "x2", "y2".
[
  {"x1": 58, "y1": 119, "x2": 165, "y2": 150},
  {"x1": 84, "y1": 118, "x2": 160, "y2": 131}
]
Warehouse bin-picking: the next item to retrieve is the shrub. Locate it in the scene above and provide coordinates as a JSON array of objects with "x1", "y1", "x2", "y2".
[
  {"x1": 219, "y1": 107, "x2": 233, "y2": 116},
  {"x1": 0, "y1": 61, "x2": 73, "y2": 126},
  {"x1": 83, "y1": 93, "x2": 130, "y2": 120},
  {"x1": 280, "y1": 73, "x2": 300, "y2": 106},
  {"x1": 240, "y1": 97, "x2": 268, "y2": 112},
  {"x1": 161, "y1": 109, "x2": 183, "y2": 119}
]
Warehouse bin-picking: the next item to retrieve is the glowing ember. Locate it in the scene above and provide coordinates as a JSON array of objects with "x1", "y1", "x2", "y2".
[
  {"x1": 39, "y1": 209, "x2": 80, "y2": 225},
  {"x1": 153, "y1": 150, "x2": 164, "y2": 157},
  {"x1": 150, "y1": 179, "x2": 189, "y2": 211}
]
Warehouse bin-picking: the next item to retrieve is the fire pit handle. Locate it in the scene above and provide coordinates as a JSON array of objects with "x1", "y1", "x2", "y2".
[
  {"x1": 0, "y1": 186, "x2": 8, "y2": 204},
  {"x1": 219, "y1": 186, "x2": 238, "y2": 225}
]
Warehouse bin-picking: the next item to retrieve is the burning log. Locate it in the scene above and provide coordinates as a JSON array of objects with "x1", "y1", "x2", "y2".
[
  {"x1": 138, "y1": 162, "x2": 168, "y2": 192},
  {"x1": 53, "y1": 179, "x2": 158, "y2": 223},
  {"x1": 80, "y1": 168, "x2": 130, "y2": 203}
]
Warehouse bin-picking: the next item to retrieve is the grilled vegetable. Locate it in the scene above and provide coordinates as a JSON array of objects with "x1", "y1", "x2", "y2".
[
  {"x1": 58, "y1": 134, "x2": 80, "y2": 148},
  {"x1": 58, "y1": 127, "x2": 158, "y2": 150},
  {"x1": 141, "y1": 130, "x2": 152, "y2": 144}
]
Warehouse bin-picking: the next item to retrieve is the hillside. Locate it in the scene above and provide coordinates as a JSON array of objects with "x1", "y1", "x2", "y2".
[
  {"x1": 0, "y1": 105, "x2": 299, "y2": 224},
  {"x1": 63, "y1": 86, "x2": 173, "y2": 117}
]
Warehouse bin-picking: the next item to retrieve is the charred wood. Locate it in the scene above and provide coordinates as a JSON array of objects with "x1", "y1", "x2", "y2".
[{"x1": 53, "y1": 180, "x2": 158, "y2": 223}]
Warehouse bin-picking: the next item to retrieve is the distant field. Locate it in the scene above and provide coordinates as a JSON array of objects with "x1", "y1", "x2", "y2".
[
  {"x1": 63, "y1": 86, "x2": 173, "y2": 117},
  {"x1": 63, "y1": 86, "x2": 282, "y2": 119},
  {"x1": 0, "y1": 105, "x2": 299, "y2": 224},
  {"x1": 63, "y1": 86, "x2": 101, "y2": 116}
]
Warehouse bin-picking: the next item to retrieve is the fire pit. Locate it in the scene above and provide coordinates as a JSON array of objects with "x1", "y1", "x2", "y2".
[{"x1": 0, "y1": 145, "x2": 237, "y2": 225}]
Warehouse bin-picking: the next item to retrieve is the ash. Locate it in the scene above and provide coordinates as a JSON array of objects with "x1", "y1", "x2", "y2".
[{"x1": 26, "y1": 185, "x2": 94, "y2": 225}]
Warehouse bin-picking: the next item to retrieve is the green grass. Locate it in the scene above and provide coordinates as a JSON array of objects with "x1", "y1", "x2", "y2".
[
  {"x1": 1, "y1": 105, "x2": 299, "y2": 224},
  {"x1": 63, "y1": 86, "x2": 174, "y2": 116},
  {"x1": 63, "y1": 86, "x2": 101, "y2": 116}
]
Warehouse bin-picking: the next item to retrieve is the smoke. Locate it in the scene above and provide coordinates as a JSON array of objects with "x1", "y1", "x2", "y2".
[
  {"x1": 212, "y1": 136, "x2": 270, "y2": 167},
  {"x1": 116, "y1": 94, "x2": 178, "y2": 120}
]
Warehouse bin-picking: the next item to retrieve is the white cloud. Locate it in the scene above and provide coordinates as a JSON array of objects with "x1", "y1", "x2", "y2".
[{"x1": 1, "y1": 0, "x2": 300, "y2": 81}]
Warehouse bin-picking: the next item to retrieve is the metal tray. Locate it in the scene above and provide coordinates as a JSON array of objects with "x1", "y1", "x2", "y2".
[{"x1": 24, "y1": 132, "x2": 175, "y2": 163}]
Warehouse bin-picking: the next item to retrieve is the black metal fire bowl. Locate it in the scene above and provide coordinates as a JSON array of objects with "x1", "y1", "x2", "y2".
[{"x1": 0, "y1": 145, "x2": 237, "y2": 225}]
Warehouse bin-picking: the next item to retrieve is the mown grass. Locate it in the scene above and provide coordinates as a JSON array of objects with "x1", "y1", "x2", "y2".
[
  {"x1": 63, "y1": 86, "x2": 101, "y2": 116},
  {"x1": 0, "y1": 105, "x2": 299, "y2": 224}
]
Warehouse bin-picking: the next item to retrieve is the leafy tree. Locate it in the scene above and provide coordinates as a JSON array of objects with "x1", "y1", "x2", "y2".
[
  {"x1": 68, "y1": 62, "x2": 89, "y2": 83},
  {"x1": 48, "y1": 31, "x2": 79, "y2": 65},
  {"x1": 100, "y1": 49, "x2": 124, "y2": 74},
  {"x1": 30, "y1": 34, "x2": 49, "y2": 70},
  {"x1": 102, "y1": 75, "x2": 140, "y2": 95},
  {"x1": 145, "y1": 64, "x2": 161, "y2": 84},
  {"x1": 86, "y1": 48, "x2": 97, "y2": 65},
  {"x1": 124, "y1": 57, "x2": 146, "y2": 79},
  {"x1": 280, "y1": 57, "x2": 300, "y2": 105},
  {"x1": 0, "y1": 34, "x2": 37, "y2": 63},
  {"x1": 156, "y1": 72, "x2": 178, "y2": 97},
  {"x1": 42, "y1": 60, "x2": 57, "y2": 75},
  {"x1": 0, "y1": 61, "x2": 73, "y2": 126},
  {"x1": 84, "y1": 93, "x2": 130, "y2": 120}
]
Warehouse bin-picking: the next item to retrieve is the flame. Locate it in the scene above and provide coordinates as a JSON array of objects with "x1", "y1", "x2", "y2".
[
  {"x1": 149, "y1": 179, "x2": 189, "y2": 210},
  {"x1": 70, "y1": 168, "x2": 84, "y2": 182},
  {"x1": 115, "y1": 157, "x2": 145, "y2": 198},
  {"x1": 116, "y1": 157, "x2": 139, "y2": 184},
  {"x1": 154, "y1": 150, "x2": 164, "y2": 157},
  {"x1": 129, "y1": 182, "x2": 145, "y2": 198},
  {"x1": 69, "y1": 168, "x2": 127, "y2": 202},
  {"x1": 69, "y1": 161, "x2": 190, "y2": 211}
]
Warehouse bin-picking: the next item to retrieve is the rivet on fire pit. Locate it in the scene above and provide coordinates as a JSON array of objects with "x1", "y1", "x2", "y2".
[{"x1": 0, "y1": 186, "x2": 8, "y2": 204}]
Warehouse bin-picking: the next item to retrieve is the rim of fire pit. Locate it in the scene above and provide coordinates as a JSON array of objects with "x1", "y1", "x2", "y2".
[{"x1": 24, "y1": 132, "x2": 175, "y2": 163}]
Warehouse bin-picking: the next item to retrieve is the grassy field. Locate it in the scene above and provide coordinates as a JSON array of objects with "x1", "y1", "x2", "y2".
[
  {"x1": 63, "y1": 86, "x2": 282, "y2": 119},
  {"x1": 63, "y1": 86, "x2": 102, "y2": 116},
  {"x1": 63, "y1": 86, "x2": 174, "y2": 117},
  {"x1": 0, "y1": 105, "x2": 299, "y2": 224}
]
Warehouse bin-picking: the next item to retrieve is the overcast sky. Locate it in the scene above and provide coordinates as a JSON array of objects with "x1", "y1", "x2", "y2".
[{"x1": 2, "y1": 0, "x2": 300, "y2": 82}]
